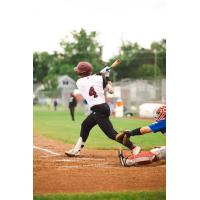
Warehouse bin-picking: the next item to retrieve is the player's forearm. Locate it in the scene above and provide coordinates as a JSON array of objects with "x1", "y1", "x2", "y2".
[
  {"x1": 140, "y1": 126, "x2": 152, "y2": 134},
  {"x1": 106, "y1": 81, "x2": 114, "y2": 94},
  {"x1": 128, "y1": 126, "x2": 152, "y2": 136}
]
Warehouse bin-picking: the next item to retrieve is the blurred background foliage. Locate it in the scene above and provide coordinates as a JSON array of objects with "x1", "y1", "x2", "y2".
[{"x1": 33, "y1": 28, "x2": 166, "y2": 89}]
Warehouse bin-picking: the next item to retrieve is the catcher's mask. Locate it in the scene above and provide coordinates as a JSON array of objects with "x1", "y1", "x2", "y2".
[
  {"x1": 74, "y1": 62, "x2": 93, "y2": 77},
  {"x1": 154, "y1": 105, "x2": 166, "y2": 121}
]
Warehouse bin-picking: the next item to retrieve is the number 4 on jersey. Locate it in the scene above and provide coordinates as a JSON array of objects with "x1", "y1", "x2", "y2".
[{"x1": 89, "y1": 86, "x2": 98, "y2": 98}]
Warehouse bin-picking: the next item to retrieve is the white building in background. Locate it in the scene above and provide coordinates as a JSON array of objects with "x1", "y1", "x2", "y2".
[
  {"x1": 57, "y1": 75, "x2": 76, "y2": 90},
  {"x1": 57, "y1": 75, "x2": 77, "y2": 106},
  {"x1": 33, "y1": 75, "x2": 77, "y2": 105}
]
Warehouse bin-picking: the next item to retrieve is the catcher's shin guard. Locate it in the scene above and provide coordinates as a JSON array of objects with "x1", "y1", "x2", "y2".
[{"x1": 124, "y1": 151, "x2": 156, "y2": 167}]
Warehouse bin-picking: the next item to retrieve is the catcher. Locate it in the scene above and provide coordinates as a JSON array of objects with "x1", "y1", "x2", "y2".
[
  {"x1": 117, "y1": 105, "x2": 166, "y2": 167},
  {"x1": 65, "y1": 61, "x2": 141, "y2": 157}
]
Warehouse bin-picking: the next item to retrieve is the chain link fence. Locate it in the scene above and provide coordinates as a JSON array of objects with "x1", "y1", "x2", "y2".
[{"x1": 113, "y1": 78, "x2": 166, "y2": 109}]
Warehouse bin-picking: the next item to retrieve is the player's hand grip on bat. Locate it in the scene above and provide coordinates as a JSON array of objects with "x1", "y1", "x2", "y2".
[
  {"x1": 106, "y1": 81, "x2": 114, "y2": 94},
  {"x1": 100, "y1": 66, "x2": 111, "y2": 77},
  {"x1": 99, "y1": 59, "x2": 121, "y2": 77},
  {"x1": 100, "y1": 66, "x2": 111, "y2": 74}
]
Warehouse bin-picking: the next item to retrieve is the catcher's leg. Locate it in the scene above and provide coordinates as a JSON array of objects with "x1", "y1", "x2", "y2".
[
  {"x1": 118, "y1": 151, "x2": 156, "y2": 167},
  {"x1": 150, "y1": 146, "x2": 166, "y2": 160}
]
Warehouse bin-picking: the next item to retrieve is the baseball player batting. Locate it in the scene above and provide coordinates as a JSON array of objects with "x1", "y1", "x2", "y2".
[
  {"x1": 65, "y1": 61, "x2": 141, "y2": 157},
  {"x1": 117, "y1": 105, "x2": 166, "y2": 167}
]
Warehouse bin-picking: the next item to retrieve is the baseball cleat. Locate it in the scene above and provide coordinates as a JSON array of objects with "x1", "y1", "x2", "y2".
[
  {"x1": 118, "y1": 149, "x2": 128, "y2": 167},
  {"x1": 132, "y1": 146, "x2": 141, "y2": 155},
  {"x1": 65, "y1": 148, "x2": 80, "y2": 157},
  {"x1": 116, "y1": 130, "x2": 131, "y2": 143}
]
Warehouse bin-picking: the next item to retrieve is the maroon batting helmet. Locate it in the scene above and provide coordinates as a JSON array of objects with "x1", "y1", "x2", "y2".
[{"x1": 74, "y1": 62, "x2": 93, "y2": 77}]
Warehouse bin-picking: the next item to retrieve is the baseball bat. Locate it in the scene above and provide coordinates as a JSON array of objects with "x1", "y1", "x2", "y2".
[
  {"x1": 99, "y1": 59, "x2": 121, "y2": 74},
  {"x1": 110, "y1": 59, "x2": 121, "y2": 69}
]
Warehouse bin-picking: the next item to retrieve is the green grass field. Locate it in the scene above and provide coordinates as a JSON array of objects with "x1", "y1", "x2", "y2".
[
  {"x1": 34, "y1": 191, "x2": 166, "y2": 200},
  {"x1": 33, "y1": 105, "x2": 165, "y2": 150},
  {"x1": 33, "y1": 105, "x2": 166, "y2": 200}
]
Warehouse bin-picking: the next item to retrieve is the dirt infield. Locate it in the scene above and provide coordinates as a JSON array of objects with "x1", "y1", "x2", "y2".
[{"x1": 33, "y1": 134, "x2": 166, "y2": 194}]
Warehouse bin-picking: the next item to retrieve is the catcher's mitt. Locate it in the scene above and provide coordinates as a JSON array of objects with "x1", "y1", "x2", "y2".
[
  {"x1": 122, "y1": 133, "x2": 131, "y2": 146},
  {"x1": 115, "y1": 131, "x2": 126, "y2": 143},
  {"x1": 116, "y1": 130, "x2": 132, "y2": 146}
]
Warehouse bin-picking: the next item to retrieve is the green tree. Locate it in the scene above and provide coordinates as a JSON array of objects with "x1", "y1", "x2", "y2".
[
  {"x1": 43, "y1": 74, "x2": 58, "y2": 90},
  {"x1": 109, "y1": 39, "x2": 166, "y2": 80},
  {"x1": 33, "y1": 30, "x2": 166, "y2": 86},
  {"x1": 151, "y1": 39, "x2": 166, "y2": 76},
  {"x1": 47, "y1": 51, "x2": 63, "y2": 75},
  {"x1": 33, "y1": 29, "x2": 105, "y2": 89},
  {"x1": 60, "y1": 28, "x2": 104, "y2": 75},
  {"x1": 137, "y1": 64, "x2": 162, "y2": 79},
  {"x1": 151, "y1": 39, "x2": 166, "y2": 52},
  {"x1": 110, "y1": 42, "x2": 142, "y2": 80},
  {"x1": 33, "y1": 52, "x2": 51, "y2": 83}
]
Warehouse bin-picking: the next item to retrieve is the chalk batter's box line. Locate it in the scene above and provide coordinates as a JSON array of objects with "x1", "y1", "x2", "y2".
[
  {"x1": 33, "y1": 145, "x2": 106, "y2": 161},
  {"x1": 33, "y1": 145, "x2": 61, "y2": 156}
]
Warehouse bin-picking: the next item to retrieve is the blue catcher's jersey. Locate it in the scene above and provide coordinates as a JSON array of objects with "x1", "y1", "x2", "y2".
[{"x1": 149, "y1": 119, "x2": 166, "y2": 134}]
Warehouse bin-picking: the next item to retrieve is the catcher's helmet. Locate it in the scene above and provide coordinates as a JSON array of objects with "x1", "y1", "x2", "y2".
[
  {"x1": 154, "y1": 105, "x2": 166, "y2": 121},
  {"x1": 74, "y1": 62, "x2": 93, "y2": 77}
]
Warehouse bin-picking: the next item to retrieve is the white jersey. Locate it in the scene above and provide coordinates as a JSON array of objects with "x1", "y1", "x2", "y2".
[{"x1": 76, "y1": 75, "x2": 105, "y2": 108}]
